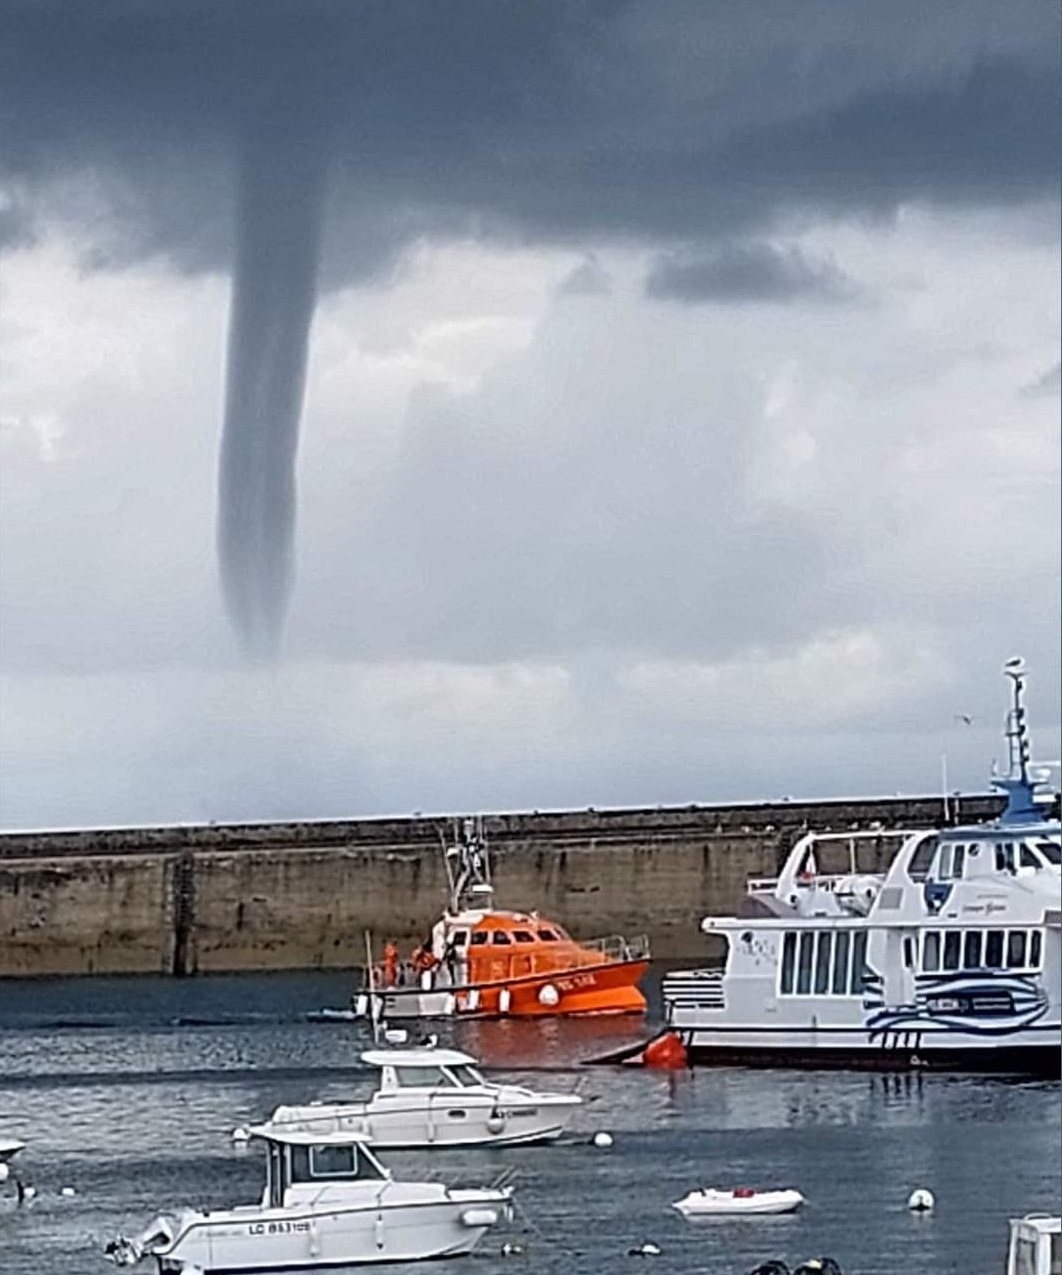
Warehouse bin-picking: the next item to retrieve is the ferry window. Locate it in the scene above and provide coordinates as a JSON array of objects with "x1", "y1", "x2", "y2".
[
  {"x1": 938, "y1": 846, "x2": 953, "y2": 880},
  {"x1": 780, "y1": 932, "x2": 797, "y2": 995},
  {"x1": 813, "y1": 932, "x2": 832, "y2": 994},
  {"x1": 963, "y1": 931, "x2": 982, "y2": 969},
  {"x1": 451, "y1": 930, "x2": 469, "y2": 947},
  {"x1": 902, "y1": 937, "x2": 915, "y2": 970},
  {"x1": 831, "y1": 931, "x2": 850, "y2": 994},
  {"x1": 395, "y1": 1066, "x2": 451, "y2": 1088},
  {"x1": 1006, "y1": 931, "x2": 1027, "y2": 969},
  {"x1": 1036, "y1": 840, "x2": 1062, "y2": 865},
  {"x1": 952, "y1": 845, "x2": 965, "y2": 878},
  {"x1": 994, "y1": 845, "x2": 1004, "y2": 872},
  {"x1": 923, "y1": 931, "x2": 940, "y2": 972},
  {"x1": 984, "y1": 930, "x2": 1004, "y2": 968},
  {"x1": 1019, "y1": 845, "x2": 1040, "y2": 869},
  {"x1": 849, "y1": 931, "x2": 868, "y2": 996},
  {"x1": 512, "y1": 931, "x2": 535, "y2": 943},
  {"x1": 536, "y1": 929, "x2": 559, "y2": 942},
  {"x1": 796, "y1": 932, "x2": 814, "y2": 995},
  {"x1": 942, "y1": 931, "x2": 961, "y2": 971},
  {"x1": 1030, "y1": 931, "x2": 1043, "y2": 968},
  {"x1": 451, "y1": 1064, "x2": 484, "y2": 1087},
  {"x1": 491, "y1": 932, "x2": 512, "y2": 945},
  {"x1": 470, "y1": 932, "x2": 489, "y2": 946}
]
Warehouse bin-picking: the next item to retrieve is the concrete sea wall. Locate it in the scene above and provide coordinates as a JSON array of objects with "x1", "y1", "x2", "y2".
[{"x1": 0, "y1": 794, "x2": 1022, "y2": 977}]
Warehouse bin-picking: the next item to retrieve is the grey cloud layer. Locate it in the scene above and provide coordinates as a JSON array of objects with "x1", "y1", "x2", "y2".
[
  {"x1": 645, "y1": 243, "x2": 858, "y2": 304},
  {"x1": 2, "y1": 0, "x2": 1058, "y2": 279}
]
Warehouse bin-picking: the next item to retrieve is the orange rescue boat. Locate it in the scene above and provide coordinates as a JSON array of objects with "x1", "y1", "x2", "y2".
[{"x1": 355, "y1": 817, "x2": 649, "y2": 1020}]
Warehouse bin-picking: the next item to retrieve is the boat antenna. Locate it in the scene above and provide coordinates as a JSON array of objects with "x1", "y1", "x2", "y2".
[
  {"x1": 447, "y1": 815, "x2": 493, "y2": 913},
  {"x1": 992, "y1": 658, "x2": 1043, "y2": 825},
  {"x1": 364, "y1": 930, "x2": 382, "y2": 1044}
]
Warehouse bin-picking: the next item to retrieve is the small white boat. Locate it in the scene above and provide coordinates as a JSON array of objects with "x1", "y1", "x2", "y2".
[
  {"x1": 1005, "y1": 1213, "x2": 1060, "y2": 1274},
  {"x1": 672, "y1": 1187, "x2": 805, "y2": 1216},
  {"x1": 105, "y1": 1122, "x2": 513, "y2": 1272},
  {"x1": 270, "y1": 1044, "x2": 582, "y2": 1149},
  {"x1": 0, "y1": 1137, "x2": 25, "y2": 1164}
]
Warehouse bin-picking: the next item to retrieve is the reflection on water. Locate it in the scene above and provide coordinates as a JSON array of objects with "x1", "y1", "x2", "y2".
[{"x1": 0, "y1": 973, "x2": 1058, "y2": 1275}]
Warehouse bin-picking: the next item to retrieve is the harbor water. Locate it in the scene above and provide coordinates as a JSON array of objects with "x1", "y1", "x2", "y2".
[{"x1": 0, "y1": 971, "x2": 1058, "y2": 1275}]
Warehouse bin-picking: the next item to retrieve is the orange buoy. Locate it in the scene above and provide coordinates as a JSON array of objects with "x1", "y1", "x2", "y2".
[{"x1": 642, "y1": 1031, "x2": 688, "y2": 1070}]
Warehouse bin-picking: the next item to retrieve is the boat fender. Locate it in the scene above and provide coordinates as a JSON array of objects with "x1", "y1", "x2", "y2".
[
  {"x1": 538, "y1": 983, "x2": 560, "y2": 1007},
  {"x1": 591, "y1": 1131, "x2": 614, "y2": 1148},
  {"x1": 487, "y1": 1110, "x2": 506, "y2": 1134},
  {"x1": 642, "y1": 1032, "x2": 688, "y2": 1070},
  {"x1": 460, "y1": 1207, "x2": 500, "y2": 1228},
  {"x1": 499, "y1": 988, "x2": 512, "y2": 1014},
  {"x1": 374, "y1": 1212, "x2": 385, "y2": 1250}
]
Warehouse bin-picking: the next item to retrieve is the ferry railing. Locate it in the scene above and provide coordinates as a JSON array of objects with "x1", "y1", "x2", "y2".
[{"x1": 579, "y1": 933, "x2": 651, "y2": 963}]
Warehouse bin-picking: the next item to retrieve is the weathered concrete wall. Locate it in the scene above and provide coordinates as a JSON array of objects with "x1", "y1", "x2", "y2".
[{"x1": 0, "y1": 793, "x2": 1038, "y2": 977}]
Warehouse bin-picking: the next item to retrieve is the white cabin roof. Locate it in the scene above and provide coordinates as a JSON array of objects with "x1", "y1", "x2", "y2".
[
  {"x1": 248, "y1": 1122, "x2": 373, "y2": 1147},
  {"x1": 1011, "y1": 1214, "x2": 1061, "y2": 1235},
  {"x1": 360, "y1": 1048, "x2": 477, "y2": 1069}
]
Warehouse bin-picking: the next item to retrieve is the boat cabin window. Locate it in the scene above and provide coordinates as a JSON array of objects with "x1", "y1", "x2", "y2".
[
  {"x1": 1036, "y1": 839, "x2": 1062, "y2": 865},
  {"x1": 994, "y1": 843, "x2": 1017, "y2": 874},
  {"x1": 942, "y1": 931, "x2": 961, "y2": 971},
  {"x1": 938, "y1": 844, "x2": 967, "y2": 880},
  {"x1": 450, "y1": 930, "x2": 469, "y2": 947},
  {"x1": 923, "y1": 931, "x2": 940, "y2": 972},
  {"x1": 831, "y1": 931, "x2": 850, "y2": 994},
  {"x1": 1006, "y1": 931, "x2": 1027, "y2": 968},
  {"x1": 536, "y1": 929, "x2": 559, "y2": 941},
  {"x1": 469, "y1": 932, "x2": 489, "y2": 946},
  {"x1": 813, "y1": 932, "x2": 832, "y2": 994},
  {"x1": 963, "y1": 931, "x2": 982, "y2": 969},
  {"x1": 902, "y1": 937, "x2": 915, "y2": 970},
  {"x1": 796, "y1": 932, "x2": 814, "y2": 994},
  {"x1": 1019, "y1": 845, "x2": 1041, "y2": 869},
  {"x1": 1031, "y1": 931, "x2": 1043, "y2": 968},
  {"x1": 984, "y1": 930, "x2": 1004, "y2": 968},
  {"x1": 849, "y1": 931, "x2": 868, "y2": 995},
  {"x1": 394, "y1": 1065, "x2": 456, "y2": 1088},
  {"x1": 512, "y1": 930, "x2": 535, "y2": 943},
  {"x1": 491, "y1": 932, "x2": 512, "y2": 945},
  {"x1": 289, "y1": 1143, "x2": 385, "y2": 1184}
]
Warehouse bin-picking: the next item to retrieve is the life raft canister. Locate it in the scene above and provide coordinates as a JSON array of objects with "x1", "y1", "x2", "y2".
[{"x1": 642, "y1": 1031, "x2": 688, "y2": 1069}]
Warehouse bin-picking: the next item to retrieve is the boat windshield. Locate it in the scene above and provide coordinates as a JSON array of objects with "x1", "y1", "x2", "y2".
[
  {"x1": 393, "y1": 1065, "x2": 458, "y2": 1088},
  {"x1": 449, "y1": 1064, "x2": 485, "y2": 1087},
  {"x1": 290, "y1": 1142, "x2": 386, "y2": 1184},
  {"x1": 1035, "y1": 839, "x2": 1061, "y2": 866}
]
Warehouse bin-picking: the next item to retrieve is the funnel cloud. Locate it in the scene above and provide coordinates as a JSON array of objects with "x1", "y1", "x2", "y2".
[{"x1": 218, "y1": 128, "x2": 327, "y2": 657}]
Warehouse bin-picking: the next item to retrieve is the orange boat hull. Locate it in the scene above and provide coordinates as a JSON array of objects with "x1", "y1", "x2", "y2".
[{"x1": 453, "y1": 959, "x2": 649, "y2": 1018}]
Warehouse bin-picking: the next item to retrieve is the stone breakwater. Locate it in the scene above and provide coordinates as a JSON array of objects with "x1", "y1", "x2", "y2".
[{"x1": 0, "y1": 794, "x2": 1028, "y2": 977}]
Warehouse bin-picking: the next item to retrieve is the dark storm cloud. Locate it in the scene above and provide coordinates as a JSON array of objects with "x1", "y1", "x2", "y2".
[
  {"x1": 1, "y1": 1, "x2": 1058, "y2": 278},
  {"x1": 645, "y1": 242, "x2": 858, "y2": 305}
]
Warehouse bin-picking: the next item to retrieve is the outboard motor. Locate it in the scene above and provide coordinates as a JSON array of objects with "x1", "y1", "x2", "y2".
[{"x1": 103, "y1": 1236, "x2": 143, "y2": 1267}]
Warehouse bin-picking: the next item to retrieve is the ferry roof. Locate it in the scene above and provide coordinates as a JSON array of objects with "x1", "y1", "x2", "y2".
[
  {"x1": 248, "y1": 1122, "x2": 373, "y2": 1146},
  {"x1": 361, "y1": 1048, "x2": 477, "y2": 1069}
]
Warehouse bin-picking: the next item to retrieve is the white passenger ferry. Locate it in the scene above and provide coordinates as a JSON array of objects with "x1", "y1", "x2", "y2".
[{"x1": 663, "y1": 660, "x2": 1061, "y2": 1074}]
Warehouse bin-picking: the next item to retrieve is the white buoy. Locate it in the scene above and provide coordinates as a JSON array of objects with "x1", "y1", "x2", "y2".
[
  {"x1": 627, "y1": 1242, "x2": 661, "y2": 1256},
  {"x1": 231, "y1": 1127, "x2": 250, "y2": 1144},
  {"x1": 592, "y1": 1131, "x2": 614, "y2": 1148},
  {"x1": 60, "y1": 1186, "x2": 76, "y2": 1198},
  {"x1": 907, "y1": 1188, "x2": 935, "y2": 1213},
  {"x1": 501, "y1": 1241, "x2": 524, "y2": 1256}
]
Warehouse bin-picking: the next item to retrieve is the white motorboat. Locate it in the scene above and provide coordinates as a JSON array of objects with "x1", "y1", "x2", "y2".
[
  {"x1": 105, "y1": 1122, "x2": 513, "y2": 1272},
  {"x1": 662, "y1": 661, "x2": 1061, "y2": 1075},
  {"x1": 1005, "y1": 1213, "x2": 1060, "y2": 1275},
  {"x1": 270, "y1": 1044, "x2": 582, "y2": 1148},
  {"x1": 672, "y1": 1187, "x2": 805, "y2": 1217},
  {"x1": 0, "y1": 1137, "x2": 25, "y2": 1164}
]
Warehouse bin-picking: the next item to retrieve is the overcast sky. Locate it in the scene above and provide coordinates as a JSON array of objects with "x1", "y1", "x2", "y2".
[{"x1": 1, "y1": 1, "x2": 1059, "y2": 830}]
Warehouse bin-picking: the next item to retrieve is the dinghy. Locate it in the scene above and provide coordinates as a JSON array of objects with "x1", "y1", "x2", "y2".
[{"x1": 673, "y1": 1187, "x2": 805, "y2": 1217}]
